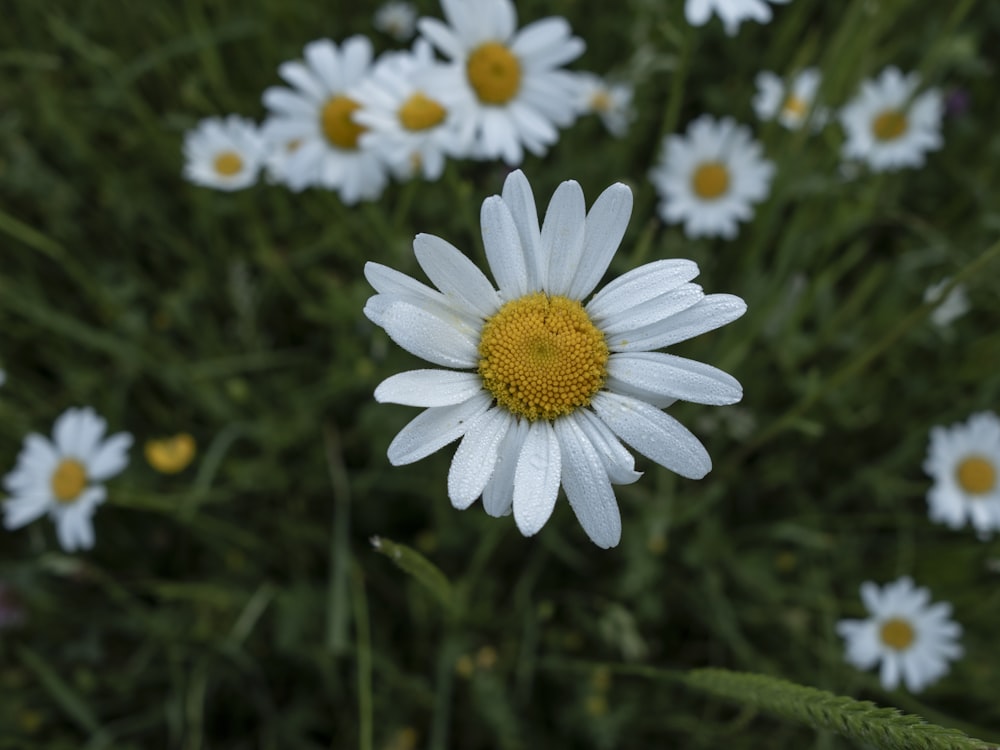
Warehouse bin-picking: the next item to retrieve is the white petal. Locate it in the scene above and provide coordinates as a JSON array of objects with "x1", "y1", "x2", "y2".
[
  {"x1": 586, "y1": 259, "x2": 700, "y2": 321},
  {"x1": 513, "y1": 420, "x2": 561, "y2": 536},
  {"x1": 413, "y1": 233, "x2": 501, "y2": 318},
  {"x1": 88, "y1": 432, "x2": 133, "y2": 481},
  {"x1": 607, "y1": 352, "x2": 743, "y2": 406},
  {"x1": 378, "y1": 301, "x2": 479, "y2": 368},
  {"x1": 599, "y1": 284, "x2": 704, "y2": 338},
  {"x1": 3, "y1": 495, "x2": 50, "y2": 529},
  {"x1": 54, "y1": 407, "x2": 106, "y2": 459},
  {"x1": 482, "y1": 417, "x2": 529, "y2": 517},
  {"x1": 574, "y1": 409, "x2": 643, "y2": 484},
  {"x1": 540, "y1": 180, "x2": 586, "y2": 297},
  {"x1": 386, "y1": 393, "x2": 492, "y2": 466},
  {"x1": 481, "y1": 196, "x2": 528, "y2": 299},
  {"x1": 609, "y1": 294, "x2": 747, "y2": 352},
  {"x1": 568, "y1": 183, "x2": 633, "y2": 300},
  {"x1": 375, "y1": 370, "x2": 484, "y2": 407},
  {"x1": 54, "y1": 486, "x2": 104, "y2": 552},
  {"x1": 501, "y1": 170, "x2": 544, "y2": 289},
  {"x1": 448, "y1": 408, "x2": 512, "y2": 509},
  {"x1": 879, "y1": 653, "x2": 901, "y2": 691},
  {"x1": 592, "y1": 391, "x2": 711, "y2": 479},
  {"x1": 554, "y1": 416, "x2": 621, "y2": 548}
]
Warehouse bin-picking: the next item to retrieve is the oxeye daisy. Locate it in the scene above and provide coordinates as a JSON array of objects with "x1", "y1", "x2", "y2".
[
  {"x1": 374, "y1": 1, "x2": 418, "y2": 41},
  {"x1": 837, "y1": 577, "x2": 962, "y2": 693},
  {"x1": 365, "y1": 170, "x2": 746, "y2": 548},
  {"x1": 261, "y1": 36, "x2": 390, "y2": 202},
  {"x1": 839, "y1": 66, "x2": 943, "y2": 172},
  {"x1": 354, "y1": 40, "x2": 474, "y2": 181},
  {"x1": 574, "y1": 73, "x2": 635, "y2": 138},
  {"x1": 650, "y1": 115, "x2": 775, "y2": 240},
  {"x1": 753, "y1": 68, "x2": 828, "y2": 130},
  {"x1": 685, "y1": 0, "x2": 790, "y2": 36},
  {"x1": 182, "y1": 115, "x2": 266, "y2": 191},
  {"x1": 3, "y1": 407, "x2": 132, "y2": 552},
  {"x1": 923, "y1": 277, "x2": 969, "y2": 329},
  {"x1": 923, "y1": 411, "x2": 1000, "y2": 538},
  {"x1": 417, "y1": 0, "x2": 585, "y2": 165}
]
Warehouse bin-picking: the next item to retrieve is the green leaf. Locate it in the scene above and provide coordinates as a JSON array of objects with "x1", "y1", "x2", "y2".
[{"x1": 370, "y1": 535, "x2": 456, "y2": 615}]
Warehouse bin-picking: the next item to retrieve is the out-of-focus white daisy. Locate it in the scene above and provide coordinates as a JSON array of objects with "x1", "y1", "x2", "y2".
[
  {"x1": 374, "y1": 1, "x2": 418, "y2": 41},
  {"x1": 261, "y1": 36, "x2": 390, "y2": 203},
  {"x1": 753, "y1": 68, "x2": 828, "y2": 130},
  {"x1": 575, "y1": 73, "x2": 634, "y2": 138},
  {"x1": 923, "y1": 277, "x2": 970, "y2": 329},
  {"x1": 840, "y1": 66, "x2": 943, "y2": 172},
  {"x1": 0, "y1": 368, "x2": 6, "y2": 387},
  {"x1": 924, "y1": 411, "x2": 1000, "y2": 538},
  {"x1": 3, "y1": 407, "x2": 133, "y2": 552},
  {"x1": 182, "y1": 115, "x2": 266, "y2": 191},
  {"x1": 650, "y1": 115, "x2": 775, "y2": 239},
  {"x1": 354, "y1": 41, "x2": 474, "y2": 181},
  {"x1": 364, "y1": 170, "x2": 746, "y2": 548},
  {"x1": 417, "y1": 0, "x2": 584, "y2": 165},
  {"x1": 837, "y1": 577, "x2": 962, "y2": 693},
  {"x1": 685, "y1": 0, "x2": 790, "y2": 35}
]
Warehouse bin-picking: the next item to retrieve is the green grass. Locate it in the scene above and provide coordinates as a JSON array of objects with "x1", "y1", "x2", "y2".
[{"x1": 2, "y1": 0, "x2": 1000, "y2": 748}]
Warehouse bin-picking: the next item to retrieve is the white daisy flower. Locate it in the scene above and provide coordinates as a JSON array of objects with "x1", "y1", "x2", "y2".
[
  {"x1": 182, "y1": 115, "x2": 266, "y2": 191},
  {"x1": 753, "y1": 68, "x2": 828, "y2": 130},
  {"x1": 417, "y1": 0, "x2": 585, "y2": 165},
  {"x1": 354, "y1": 41, "x2": 475, "y2": 181},
  {"x1": 261, "y1": 36, "x2": 390, "y2": 203},
  {"x1": 650, "y1": 115, "x2": 775, "y2": 240},
  {"x1": 374, "y1": 1, "x2": 418, "y2": 41},
  {"x1": 575, "y1": 73, "x2": 635, "y2": 138},
  {"x1": 837, "y1": 577, "x2": 963, "y2": 693},
  {"x1": 923, "y1": 277, "x2": 970, "y2": 329},
  {"x1": 365, "y1": 170, "x2": 746, "y2": 548},
  {"x1": 3, "y1": 407, "x2": 133, "y2": 552},
  {"x1": 839, "y1": 66, "x2": 944, "y2": 172},
  {"x1": 923, "y1": 411, "x2": 1000, "y2": 538},
  {"x1": 685, "y1": 0, "x2": 791, "y2": 36}
]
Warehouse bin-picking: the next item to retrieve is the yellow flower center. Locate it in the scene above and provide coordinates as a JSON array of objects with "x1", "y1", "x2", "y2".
[
  {"x1": 321, "y1": 96, "x2": 366, "y2": 149},
  {"x1": 781, "y1": 94, "x2": 808, "y2": 119},
  {"x1": 691, "y1": 161, "x2": 730, "y2": 200},
  {"x1": 955, "y1": 455, "x2": 996, "y2": 495},
  {"x1": 398, "y1": 92, "x2": 447, "y2": 131},
  {"x1": 872, "y1": 109, "x2": 908, "y2": 141},
  {"x1": 466, "y1": 42, "x2": 521, "y2": 105},
  {"x1": 213, "y1": 151, "x2": 244, "y2": 176},
  {"x1": 51, "y1": 459, "x2": 87, "y2": 503},
  {"x1": 478, "y1": 293, "x2": 608, "y2": 422},
  {"x1": 879, "y1": 617, "x2": 915, "y2": 651},
  {"x1": 145, "y1": 434, "x2": 197, "y2": 474},
  {"x1": 590, "y1": 90, "x2": 613, "y2": 114}
]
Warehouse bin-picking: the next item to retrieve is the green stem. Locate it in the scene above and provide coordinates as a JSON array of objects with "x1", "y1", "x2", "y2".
[{"x1": 324, "y1": 422, "x2": 352, "y2": 654}]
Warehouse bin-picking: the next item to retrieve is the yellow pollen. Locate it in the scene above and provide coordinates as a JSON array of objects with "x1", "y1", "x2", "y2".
[
  {"x1": 782, "y1": 94, "x2": 808, "y2": 119},
  {"x1": 145, "y1": 434, "x2": 197, "y2": 474},
  {"x1": 466, "y1": 42, "x2": 521, "y2": 105},
  {"x1": 590, "y1": 90, "x2": 613, "y2": 114},
  {"x1": 286, "y1": 138, "x2": 303, "y2": 153},
  {"x1": 51, "y1": 459, "x2": 87, "y2": 503},
  {"x1": 398, "y1": 92, "x2": 447, "y2": 131},
  {"x1": 478, "y1": 293, "x2": 608, "y2": 422},
  {"x1": 879, "y1": 618, "x2": 915, "y2": 650},
  {"x1": 872, "y1": 109, "x2": 908, "y2": 141},
  {"x1": 213, "y1": 151, "x2": 244, "y2": 176},
  {"x1": 321, "y1": 95, "x2": 366, "y2": 149},
  {"x1": 956, "y1": 455, "x2": 996, "y2": 495},
  {"x1": 691, "y1": 161, "x2": 730, "y2": 200}
]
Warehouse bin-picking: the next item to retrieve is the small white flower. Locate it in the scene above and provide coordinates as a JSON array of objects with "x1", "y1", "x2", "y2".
[
  {"x1": 417, "y1": 0, "x2": 585, "y2": 165},
  {"x1": 182, "y1": 115, "x2": 266, "y2": 191},
  {"x1": 365, "y1": 170, "x2": 746, "y2": 548},
  {"x1": 3, "y1": 407, "x2": 133, "y2": 552},
  {"x1": 374, "y1": 1, "x2": 418, "y2": 41},
  {"x1": 837, "y1": 577, "x2": 963, "y2": 693},
  {"x1": 685, "y1": 0, "x2": 791, "y2": 35},
  {"x1": 575, "y1": 72, "x2": 635, "y2": 138},
  {"x1": 923, "y1": 278, "x2": 970, "y2": 329},
  {"x1": 839, "y1": 66, "x2": 943, "y2": 172},
  {"x1": 354, "y1": 41, "x2": 475, "y2": 181},
  {"x1": 261, "y1": 36, "x2": 390, "y2": 203},
  {"x1": 753, "y1": 68, "x2": 828, "y2": 130},
  {"x1": 650, "y1": 115, "x2": 775, "y2": 239},
  {"x1": 923, "y1": 411, "x2": 1000, "y2": 538}
]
